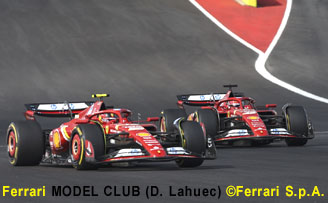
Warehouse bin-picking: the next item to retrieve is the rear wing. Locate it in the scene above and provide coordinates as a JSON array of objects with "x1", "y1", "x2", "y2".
[
  {"x1": 24, "y1": 101, "x2": 94, "y2": 120},
  {"x1": 177, "y1": 93, "x2": 226, "y2": 106},
  {"x1": 177, "y1": 92, "x2": 245, "y2": 107}
]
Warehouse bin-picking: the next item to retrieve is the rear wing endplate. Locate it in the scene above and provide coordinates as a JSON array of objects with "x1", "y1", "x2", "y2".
[{"x1": 177, "y1": 93, "x2": 226, "y2": 106}]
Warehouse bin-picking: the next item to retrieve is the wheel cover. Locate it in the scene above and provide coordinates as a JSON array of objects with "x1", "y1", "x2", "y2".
[
  {"x1": 71, "y1": 134, "x2": 81, "y2": 161},
  {"x1": 8, "y1": 131, "x2": 16, "y2": 157}
]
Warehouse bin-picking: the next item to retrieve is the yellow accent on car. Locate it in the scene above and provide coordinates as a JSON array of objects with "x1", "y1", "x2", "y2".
[
  {"x1": 10, "y1": 124, "x2": 18, "y2": 142},
  {"x1": 105, "y1": 125, "x2": 109, "y2": 134},
  {"x1": 241, "y1": 0, "x2": 257, "y2": 7},
  {"x1": 77, "y1": 127, "x2": 82, "y2": 135},
  {"x1": 53, "y1": 131, "x2": 61, "y2": 149},
  {"x1": 92, "y1": 94, "x2": 109, "y2": 98},
  {"x1": 79, "y1": 138, "x2": 84, "y2": 165},
  {"x1": 137, "y1": 133, "x2": 150, "y2": 137},
  {"x1": 178, "y1": 119, "x2": 186, "y2": 148},
  {"x1": 62, "y1": 126, "x2": 70, "y2": 140}
]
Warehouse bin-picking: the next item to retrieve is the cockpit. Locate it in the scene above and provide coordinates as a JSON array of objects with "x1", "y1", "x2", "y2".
[
  {"x1": 97, "y1": 110, "x2": 132, "y2": 124},
  {"x1": 98, "y1": 113, "x2": 120, "y2": 123},
  {"x1": 218, "y1": 98, "x2": 255, "y2": 110}
]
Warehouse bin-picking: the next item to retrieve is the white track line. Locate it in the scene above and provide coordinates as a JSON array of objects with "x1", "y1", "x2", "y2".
[{"x1": 190, "y1": 0, "x2": 328, "y2": 104}]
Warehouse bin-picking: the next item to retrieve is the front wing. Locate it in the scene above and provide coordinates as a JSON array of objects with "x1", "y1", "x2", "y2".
[{"x1": 214, "y1": 130, "x2": 314, "y2": 143}]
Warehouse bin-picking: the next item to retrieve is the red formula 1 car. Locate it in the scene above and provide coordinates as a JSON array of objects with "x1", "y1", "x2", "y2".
[
  {"x1": 160, "y1": 85, "x2": 314, "y2": 147},
  {"x1": 7, "y1": 94, "x2": 216, "y2": 170}
]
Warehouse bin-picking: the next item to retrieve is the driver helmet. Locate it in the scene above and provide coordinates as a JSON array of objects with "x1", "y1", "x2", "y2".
[
  {"x1": 121, "y1": 111, "x2": 132, "y2": 123},
  {"x1": 99, "y1": 113, "x2": 118, "y2": 123},
  {"x1": 229, "y1": 100, "x2": 240, "y2": 107}
]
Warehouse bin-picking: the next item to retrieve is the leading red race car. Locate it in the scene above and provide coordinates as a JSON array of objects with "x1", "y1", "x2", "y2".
[
  {"x1": 7, "y1": 94, "x2": 216, "y2": 170},
  {"x1": 160, "y1": 85, "x2": 314, "y2": 147}
]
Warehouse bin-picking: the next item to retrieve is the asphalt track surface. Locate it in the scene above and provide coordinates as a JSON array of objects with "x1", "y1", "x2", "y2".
[{"x1": 0, "y1": 0, "x2": 327, "y2": 202}]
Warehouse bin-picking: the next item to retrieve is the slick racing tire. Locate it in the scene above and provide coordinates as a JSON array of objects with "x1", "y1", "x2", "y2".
[
  {"x1": 176, "y1": 121, "x2": 206, "y2": 168},
  {"x1": 160, "y1": 109, "x2": 186, "y2": 133},
  {"x1": 284, "y1": 106, "x2": 308, "y2": 146},
  {"x1": 70, "y1": 124, "x2": 105, "y2": 170},
  {"x1": 195, "y1": 109, "x2": 218, "y2": 138},
  {"x1": 7, "y1": 121, "x2": 44, "y2": 166}
]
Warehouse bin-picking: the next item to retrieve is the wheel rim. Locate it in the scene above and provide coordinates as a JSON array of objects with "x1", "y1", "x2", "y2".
[
  {"x1": 8, "y1": 131, "x2": 16, "y2": 157},
  {"x1": 71, "y1": 134, "x2": 81, "y2": 161}
]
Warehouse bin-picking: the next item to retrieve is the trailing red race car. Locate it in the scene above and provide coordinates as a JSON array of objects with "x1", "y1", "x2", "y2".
[
  {"x1": 7, "y1": 94, "x2": 216, "y2": 170},
  {"x1": 160, "y1": 85, "x2": 314, "y2": 147}
]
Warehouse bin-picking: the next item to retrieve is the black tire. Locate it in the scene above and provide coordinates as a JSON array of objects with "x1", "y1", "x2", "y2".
[
  {"x1": 160, "y1": 109, "x2": 186, "y2": 133},
  {"x1": 284, "y1": 106, "x2": 308, "y2": 146},
  {"x1": 7, "y1": 121, "x2": 44, "y2": 166},
  {"x1": 176, "y1": 121, "x2": 206, "y2": 168},
  {"x1": 70, "y1": 124, "x2": 105, "y2": 170},
  {"x1": 195, "y1": 109, "x2": 218, "y2": 138}
]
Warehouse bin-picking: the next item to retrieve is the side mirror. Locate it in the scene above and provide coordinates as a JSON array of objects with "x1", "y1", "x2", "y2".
[
  {"x1": 147, "y1": 117, "x2": 160, "y2": 122},
  {"x1": 266, "y1": 104, "x2": 277, "y2": 108},
  {"x1": 24, "y1": 110, "x2": 35, "y2": 121},
  {"x1": 177, "y1": 100, "x2": 184, "y2": 109}
]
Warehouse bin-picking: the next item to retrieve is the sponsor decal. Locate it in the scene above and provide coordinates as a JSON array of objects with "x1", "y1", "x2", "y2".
[
  {"x1": 247, "y1": 116, "x2": 260, "y2": 120},
  {"x1": 144, "y1": 140, "x2": 159, "y2": 144},
  {"x1": 255, "y1": 128, "x2": 264, "y2": 131},
  {"x1": 251, "y1": 122, "x2": 266, "y2": 128},
  {"x1": 150, "y1": 146, "x2": 161, "y2": 151},
  {"x1": 188, "y1": 94, "x2": 225, "y2": 101},
  {"x1": 270, "y1": 128, "x2": 289, "y2": 135},
  {"x1": 226, "y1": 129, "x2": 249, "y2": 137},
  {"x1": 141, "y1": 136, "x2": 152, "y2": 139},
  {"x1": 137, "y1": 132, "x2": 151, "y2": 137},
  {"x1": 114, "y1": 149, "x2": 144, "y2": 157},
  {"x1": 128, "y1": 126, "x2": 144, "y2": 131},
  {"x1": 166, "y1": 147, "x2": 188, "y2": 155},
  {"x1": 214, "y1": 94, "x2": 222, "y2": 100},
  {"x1": 38, "y1": 103, "x2": 88, "y2": 111},
  {"x1": 242, "y1": 109, "x2": 257, "y2": 115}
]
